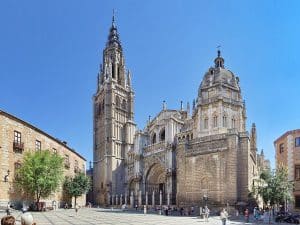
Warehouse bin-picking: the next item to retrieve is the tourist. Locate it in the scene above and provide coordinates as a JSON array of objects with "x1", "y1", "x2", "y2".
[
  {"x1": 64, "y1": 202, "x2": 68, "y2": 209},
  {"x1": 135, "y1": 204, "x2": 138, "y2": 211},
  {"x1": 1, "y1": 215, "x2": 15, "y2": 225},
  {"x1": 75, "y1": 203, "x2": 79, "y2": 215},
  {"x1": 244, "y1": 208, "x2": 249, "y2": 223},
  {"x1": 220, "y1": 208, "x2": 228, "y2": 225},
  {"x1": 204, "y1": 206, "x2": 210, "y2": 222},
  {"x1": 21, "y1": 212, "x2": 36, "y2": 225},
  {"x1": 6, "y1": 202, "x2": 11, "y2": 216}
]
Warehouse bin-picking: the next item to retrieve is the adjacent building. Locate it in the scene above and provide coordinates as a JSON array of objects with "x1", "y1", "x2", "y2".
[
  {"x1": 275, "y1": 129, "x2": 300, "y2": 210},
  {"x1": 0, "y1": 110, "x2": 86, "y2": 208},
  {"x1": 93, "y1": 16, "x2": 267, "y2": 208}
]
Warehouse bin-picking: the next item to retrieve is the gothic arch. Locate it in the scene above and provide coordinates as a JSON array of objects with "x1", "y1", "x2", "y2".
[
  {"x1": 159, "y1": 128, "x2": 165, "y2": 142},
  {"x1": 151, "y1": 133, "x2": 157, "y2": 144},
  {"x1": 145, "y1": 163, "x2": 166, "y2": 194},
  {"x1": 115, "y1": 96, "x2": 120, "y2": 108}
]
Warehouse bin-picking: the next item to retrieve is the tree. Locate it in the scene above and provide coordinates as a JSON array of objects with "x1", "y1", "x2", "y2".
[
  {"x1": 64, "y1": 172, "x2": 91, "y2": 206},
  {"x1": 252, "y1": 166, "x2": 293, "y2": 209},
  {"x1": 16, "y1": 150, "x2": 64, "y2": 206}
]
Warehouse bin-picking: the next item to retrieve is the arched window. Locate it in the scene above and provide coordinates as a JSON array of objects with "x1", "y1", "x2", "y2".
[
  {"x1": 152, "y1": 133, "x2": 157, "y2": 144},
  {"x1": 213, "y1": 115, "x2": 218, "y2": 128},
  {"x1": 122, "y1": 99, "x2": 127, "y2": 110},
  {"x1": 115, "y1": 96, "x2": 120, "y2": 108},
  {"x1": 232, "y1": 118, "x2": 236, "y2": 129},
  {"x1": 204, "y1": 117, "x2": 208, "y2": 129},
  {"x1": 223, "y1": 115, "x2": 227, "y2": 127},
  {"x1": 159, "y1": 128, "x2": 165, "y2": 142}
]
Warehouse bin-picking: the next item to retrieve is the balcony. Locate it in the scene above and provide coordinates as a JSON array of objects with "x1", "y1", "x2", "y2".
[
  {"x1": 13, "y1": 141, "x2": 24, "y2": 153},
  {"x1": 143, "y1": 141, "x2": 166, "y2": 154},
  {"x1": 64, "y1": 161, "x2": 70, "y2": 169}
]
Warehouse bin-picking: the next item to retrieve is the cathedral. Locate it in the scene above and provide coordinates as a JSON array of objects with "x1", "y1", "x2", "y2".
[{"x1": 93, "y1": 16, "x2": 268, "y2": 208}]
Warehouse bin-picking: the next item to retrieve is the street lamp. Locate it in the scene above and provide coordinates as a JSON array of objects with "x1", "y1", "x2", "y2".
[{"x1": 4, "y1": 170, "x2": 10, "y2": 182}]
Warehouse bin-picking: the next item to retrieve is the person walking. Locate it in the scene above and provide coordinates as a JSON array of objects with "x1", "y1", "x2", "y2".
[
  {"x1": 220, "y1": 208, "x2": 228, "y2": 225},
  {"x1": 75, "y1": 203, "x2": 79, "y2": 215},
  {"x1": 204, "y1": 206, "x2": 210, "y2": 222},
  {"x1": 244, "y1": 208, "x2": 250, "y2": 223}
]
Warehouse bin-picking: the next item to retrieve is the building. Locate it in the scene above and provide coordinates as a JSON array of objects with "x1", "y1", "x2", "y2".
[
  {"x1": 93, "y1": 16, "x2": 266, "y2": 208},
  {"x1": 275, "y1": 129, "x2": 300, "y2": 210},
  {"x1": 0, "y1": 110, "x2": 86, "y2": 208}
]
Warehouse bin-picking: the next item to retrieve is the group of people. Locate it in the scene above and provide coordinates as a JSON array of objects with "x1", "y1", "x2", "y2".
[{"x1": 1, "y1": 213, "x2": 36, "y2": 225}]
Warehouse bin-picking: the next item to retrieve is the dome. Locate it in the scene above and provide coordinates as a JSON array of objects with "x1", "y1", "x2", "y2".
[{"x1": 200, "y1": 51, "x2": 239, "y2": 90}]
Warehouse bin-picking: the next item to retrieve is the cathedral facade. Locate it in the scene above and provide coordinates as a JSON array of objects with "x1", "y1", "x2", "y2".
[{"x1": 93, "y1": 16, "x2": 266, "y2": 208}]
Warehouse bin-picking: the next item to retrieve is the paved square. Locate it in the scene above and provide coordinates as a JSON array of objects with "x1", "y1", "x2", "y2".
[{"x1": 0, "y1": 208, "x2": 273, "y2": 225}]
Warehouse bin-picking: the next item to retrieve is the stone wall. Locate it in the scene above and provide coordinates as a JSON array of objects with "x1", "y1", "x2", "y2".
[{"x1": 0, "y1": 111, "x2": 86, "y2": 208}]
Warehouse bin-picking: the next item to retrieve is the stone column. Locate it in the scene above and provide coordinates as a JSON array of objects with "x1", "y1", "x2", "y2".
[
  {"x1": 138, "y1": 190, "x2": 142, "y2": 206},
  {"x1": 115, "y1": 195, "x2": 118, "y2": 206},
  {"x1": 112, "y1": 195, "x2": 115, "y2": 205},
  {"x1": 130, "y1": 191, "x2": 134, "y2": 208},
  {"x1": 125, "y1": 194, "x2": 128, "y2": 205},
  {"x1": 152, "y1": 191, "x2": 155, "y2": 207},
  {"x1": 120, "y1": 194, "x2": 123, "y2": 206},
  {"x1": 145, "y1": 192, "x2": 148, "y2": 206},
  {"x1": 107, "y1": 193, "x2": 111, "y2": 205},
  {"x1": 159, "y1": 190, "x2": 162, "y2": 206},
  {"x1": 167, "y1": 192, "x2": 170, "y2": 206}
]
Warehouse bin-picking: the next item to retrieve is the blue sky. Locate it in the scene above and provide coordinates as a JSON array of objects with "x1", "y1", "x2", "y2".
[{"x1": 1, "y1": 0, "x2": 299, "y2": 168}]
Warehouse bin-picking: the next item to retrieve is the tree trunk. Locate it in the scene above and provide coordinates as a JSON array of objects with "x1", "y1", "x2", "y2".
[{"x1": 75, "y1": 196, "x2": 77, "y2": 207}]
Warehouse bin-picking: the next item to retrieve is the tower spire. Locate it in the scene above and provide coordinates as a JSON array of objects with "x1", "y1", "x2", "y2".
[
  {"x1": 112, "y1": 9, "x2": 116, "y2": 28},
  {"x1": 106, "y1": 9, "x2": 122, "y2": 49}
]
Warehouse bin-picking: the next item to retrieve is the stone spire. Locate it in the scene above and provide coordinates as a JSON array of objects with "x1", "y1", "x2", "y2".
[
  {"x1": 127, "y1": 70, "x2": 132, "y2": 87},
  {"x1": 106, "y1": 11, "x2": 122, "y2": 49}
]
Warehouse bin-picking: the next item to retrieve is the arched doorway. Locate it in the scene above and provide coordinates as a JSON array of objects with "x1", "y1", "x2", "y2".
[{"x1": 145, "y1": 163, "x2": 166, "y2": 205}]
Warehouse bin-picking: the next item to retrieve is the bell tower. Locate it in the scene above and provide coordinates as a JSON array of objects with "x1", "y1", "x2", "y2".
[{"x1": 93, "y1": 13, "x2": 136, "y2": 205}]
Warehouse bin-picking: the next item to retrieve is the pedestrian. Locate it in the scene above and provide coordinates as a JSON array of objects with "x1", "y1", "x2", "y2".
[
  {"x1": 6, "y1": 202, "x2": 10, "y2": 216},
  {"x1": 1, "y1": 215, "x2": 15, "y2": 225},
  {"x1": 180, "y1": 207, "x2": 183, "y2": 216},
  {"x1": 64, "y1": 202, "x2": 68, "y2": 209},
  {"x1": 220, "y1": 208, "x2": 228, "y2": 225},
  {"x1": 204, "y1": 206, "x2": 210, "y2": 222},
  {"x1": 135, "y1": 204, "x2": 138, "y2": 211},
  {"x1": 75, "y1": 203, "x2": 79, "y2": 215},
  {"x1": 244, "y1": 208, "x2": 249, "y2": 223},
  {"x1": 21, "y1": 212, "x2": 36, "y2": 225}
]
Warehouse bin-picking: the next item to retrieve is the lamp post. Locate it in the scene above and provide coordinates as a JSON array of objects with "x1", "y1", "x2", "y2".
[{"x1": 4, "y1": 170, "x2": 10, "y2": 182}]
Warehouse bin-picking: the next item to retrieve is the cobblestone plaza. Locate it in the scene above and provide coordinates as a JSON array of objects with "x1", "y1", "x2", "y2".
[{"x1": 0, "y1": 208, "x2": 280, "y2": 225}]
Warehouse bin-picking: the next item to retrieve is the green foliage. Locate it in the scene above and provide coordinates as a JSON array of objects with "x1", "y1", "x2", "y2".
[
  {"x1": 16, "y1": 150, "x2": 64, "y2": 203},
  {"x1": 252, "y1": 166, "x2": 293, "y2": 207},
  {"x1": 64, "y1": 172, "x2": 90, "y2": 205}
]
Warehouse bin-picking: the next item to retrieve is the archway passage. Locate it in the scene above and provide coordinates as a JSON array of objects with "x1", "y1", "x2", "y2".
[{"x1": 145, "y1": 163, "x2": 166, "y2": 205}]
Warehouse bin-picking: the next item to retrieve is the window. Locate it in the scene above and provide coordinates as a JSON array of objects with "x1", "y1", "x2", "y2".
[
  {"x1": 52, "y1": 148, "x2": 57, "y2": 154},
  {"x1": 152, "y1": 133, "x2": 157, "y2": 144},
  {"x1": 35, "y1": 140, "x2": 41, "y2": 151},
  {"x1": 64, "y1": 154, "x2": 70, "y2": 169},
  {"x1": 204, "y1": 118, "x2": 208, "y2": 129},
  {"x1": 296, "y1": 165, "x2": 300, "y2": 181},
  {"x1": 14, "y1": 131, "x2": 21, "y2": 143},
  {"x1": 213, "y1": 116, "x2": 218, "y2": 128},
  {"x1": 122, "y1": 99, "x2": 127, "y2": 110},
  {"x1": 279, "y1": 143, "x2": 284, "y2": 154},
  {"x1": 14, "y1": 162, "x2": 22, "y2": 179},
  {"x1": 296, "y1": 137, "x2": 300, "y2": 147},
  {"x1": 232, "y1": 118, "x2": 236, "y2": 129},
  {"x1": 295, "y1": 196, "x2": 300, "y2": 208},
  {"x1": 160, "y1": 128, "x2": 165, "y2": 141},
  {"x1": 223, "y1": 116, "x2": 227, "y2": 127},
  {"x1": 115, "y1": 96, "x2": 120, "y2": 108}
]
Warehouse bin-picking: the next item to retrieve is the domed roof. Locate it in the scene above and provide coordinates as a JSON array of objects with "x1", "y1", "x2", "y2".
[{"x1": 200, "y1": 51, "x2": 239, "y2": 90}]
